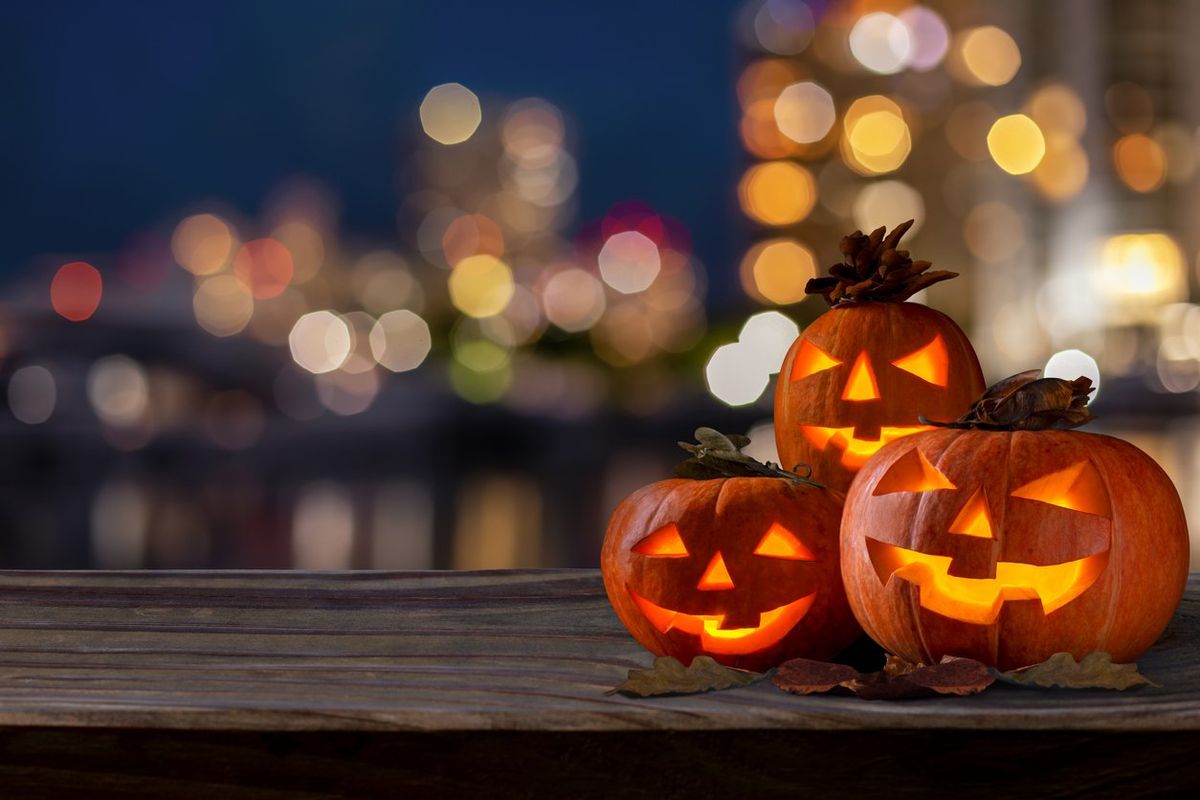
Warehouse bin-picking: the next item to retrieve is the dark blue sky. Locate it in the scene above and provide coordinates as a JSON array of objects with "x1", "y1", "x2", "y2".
[{"x1": 1, "y1": 1, "x2": 740, "y2": 285}]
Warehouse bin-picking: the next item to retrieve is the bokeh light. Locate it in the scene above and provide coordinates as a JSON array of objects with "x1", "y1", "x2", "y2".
[
  {"x1": 738, "y1": 160, "x2": 816, "y2": 226},
  {"x1": 369, "y1": 310, "x2": 432, "y2": 373},
  {"x1": 1029, "y1": 83, "x2": 1087, "y2": 137},
  {"x1": 289, "y1": 310, "x2": 352, "y2": 374},
  {"x1": 8, "y1": 365, "x2": 56, "y2": 425},
  {"x1": 738, "y1": 311, "x2": 799, "y2": 376},
  {"x1": 963, "y1": 202, "x2": 1024, "y2": 263},
  {"x1": 51, "y1": 261, "x2": 103, "y2": 322},
  {"x1": 171, "y1": 213, "x2": 235, "y2": 275},
  {"x1": 598, "y1": 231, "x2": 661, "y2": 294},
  {"x1": 987, "y1": 114, "x2": 1045, "y2": 174},
  {"x1": 1113, "y1": 133, "x2": 1167, "y2": 193},
  {"x1": 419, "y1": 83, "x2": 482, "y2": 145},
  {"x1": 773, "y1": 81, "x2": 835, "y2": 144},
  {"x1": 1098, "y1": 233, "x2": 1186, "y2": 321},
  {"x1": 848, "y1": 12, "x2": 911, "y2": 75},
  {"x1": 193, "y1": 274, "x2": 254, "y2": 337},
  {"x1": 541, "y1": 268, "x2": 606, "y2": 332},
  {"x1": 1032, "y1": 133, "x2": 1089, "y2": 202},
  {"x1": 899, "y1": 6, "x2": 949, "y2": 71},
  {"x1": 1044, "y1": 349, "x2": 1101, "y2": 399},
  {"x1": 442, "y1": 213, "x2": 506, "y2": 265},
  {"x1": 706, "y1": 342, "x2": 769, "y2": 407},
  {"x1": 955, "y1": 26, "x2": 1021, "y2": 86},
  {"x1": 740, "y1": 238, "x2": 816, "y2": 305},
  {"x1": 852, "y1": 180, "x2": 924, "y2": 237},
  {"x1": 233, "y1": 238, "x2": 294, "y2": 299},
  {"x1": 448, "y1": 254, "x2": 515, "y2": 317},
  {"x1": 87, "y1": 355, "x2": 149, "y2": 428},
  {"x1": 752, "y1": 0, "x2": 816, "y2": 55},
  {"x1": 1105, "y1": 81, "x2": 1154, "y2": 134},
  {"x1": 843, "y1": 95, "x2": 911, "y2": 174}
]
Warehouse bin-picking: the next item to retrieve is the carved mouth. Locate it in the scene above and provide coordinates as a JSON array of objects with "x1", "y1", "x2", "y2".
[
  {"x1": 801, "y1": 425, "x2": 933, "y2": 469},
  {"x1": 866, "y1": 538, "x2": 1109, "y2": 625},
  {"x1": 629, "y1": 590, "x2": 815, "y2": 654}
]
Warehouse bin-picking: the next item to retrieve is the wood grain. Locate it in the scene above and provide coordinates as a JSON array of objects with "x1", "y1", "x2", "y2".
[{"x1": 0, "y1": 569, "x2": 1197, "y2": 733}]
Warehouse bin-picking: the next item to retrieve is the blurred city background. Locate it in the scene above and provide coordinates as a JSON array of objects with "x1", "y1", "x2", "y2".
[{"x1": 3, "y1": 1, "x2": 1200, "y2": 571}]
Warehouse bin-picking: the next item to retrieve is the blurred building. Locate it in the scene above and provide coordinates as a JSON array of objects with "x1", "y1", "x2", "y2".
[{"x1": 3, "y1": 0, "x2": 1200, "y2": 570}]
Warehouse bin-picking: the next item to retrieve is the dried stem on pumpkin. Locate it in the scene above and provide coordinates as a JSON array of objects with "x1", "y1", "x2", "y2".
[
  {"x1": 805, "y1": 219, "x2": 958, "y2": 306},
  {"x1": 920, "y1": 370, "x2": 1095, "y2": 431},
  {"x1": 675, "y1": 427, "x2": 824, "y2": 488}
]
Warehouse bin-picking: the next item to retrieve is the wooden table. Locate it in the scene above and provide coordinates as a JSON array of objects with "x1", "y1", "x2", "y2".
[{"x1": 0, "y1": 570, "x2": 1197, "y2": 798}]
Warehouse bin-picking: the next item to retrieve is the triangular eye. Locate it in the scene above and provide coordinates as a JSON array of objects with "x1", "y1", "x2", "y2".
[
  {"x1": 891, "y1": 334, "x2": 949, "y2": 386},
  {"x1": 753, "y1": 522, "x2": 816, "y2": 560},
  {"x1": 1011, "y1": 461, "x2": 1111, "y2": 518},
  {"x1": 790, "y1": 340, "x2": 842, "y2": 382},
  {"x1": 631, "y1": 523, "x2": 690, "y2": 557},
  {"x1": 872, "y1": 448, "x2": 957, "y2": 495}
]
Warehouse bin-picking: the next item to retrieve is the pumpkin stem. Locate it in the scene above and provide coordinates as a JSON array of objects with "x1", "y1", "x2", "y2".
[
  {"x1": 805, "y1": 219, "x2": 958, "y2": 306},
  {"x1": 675, "y1": 427, "x2": 825, "y2": 488},
  {"x1": 920, "y1": 371, "x2": 1095, "y2": 431}
]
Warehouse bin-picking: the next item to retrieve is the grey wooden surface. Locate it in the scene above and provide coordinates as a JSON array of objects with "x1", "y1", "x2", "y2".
[{"x1": 0, "y1": 569, "x2": 1196, "y2": 733}]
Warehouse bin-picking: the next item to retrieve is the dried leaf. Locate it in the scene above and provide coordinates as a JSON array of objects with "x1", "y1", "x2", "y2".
[
  {"x1": 673, "y1": 428, "x2": 824, "y2": 487},
  {"x1": 999, "y1": 652, "x2": 1156, "y2": 690},
  {"x1": 608, "y1": 656, "x2": 762, "y2": 697},
  {"x1": 772, "y1": 655, "x2": 993, "y2": 700},
  {"x1": 908, "y1": 656, "x2": 995, "y2": 696},
  {"x1": 924, "y1": 372, "x2": 1096, "y2": 432},
  {"x1": 772, "y1": 659, "x2": 860, "y2": 695}
]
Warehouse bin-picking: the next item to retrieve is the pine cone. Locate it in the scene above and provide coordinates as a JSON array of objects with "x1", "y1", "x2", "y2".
[{"x1": 805, "y1": 220, "x2": 958, "y2": 306}]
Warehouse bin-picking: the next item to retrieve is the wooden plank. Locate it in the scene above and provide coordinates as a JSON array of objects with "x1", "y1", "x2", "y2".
[{"x1": 0, "y1": 570, "x2": 1197, "y2": 733}]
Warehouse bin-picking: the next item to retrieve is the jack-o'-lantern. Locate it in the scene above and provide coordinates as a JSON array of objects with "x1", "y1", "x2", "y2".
[
  {"x1": 775, "y1": 221, "x2": 985, "y2": 492},
  {"x1": 841, "y1": 372, "x2": 1190, "y2": 670},
  {"x1": 602, "y1": 429, "x2": 860, "y2": 671}
]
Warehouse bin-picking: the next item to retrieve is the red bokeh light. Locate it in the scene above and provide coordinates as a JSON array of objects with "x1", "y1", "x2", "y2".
[
  {"x1": 234, "y1": 238, "x2": 294, "y2": 299},
  {"x1": 50, "y1": 261, "x2": 103, "y2": 322}
]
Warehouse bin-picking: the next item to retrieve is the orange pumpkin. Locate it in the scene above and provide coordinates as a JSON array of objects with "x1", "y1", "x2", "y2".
[
  {"x1": 775, "y1": 221, "x2": 985, "y2": 492},
  {"x1": 601, "y1": 430, "x2": 860, "y2": 671},
  {"x1": 840, "y1": 373, "x2": 1189, "y2": 670}
]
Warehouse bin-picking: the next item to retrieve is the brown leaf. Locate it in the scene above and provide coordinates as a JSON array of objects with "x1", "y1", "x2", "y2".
[
  {"x1": 772, "y1": 659, "x2": 860, "y2": 695},
  {"x1": 608, "y1": 656, "x2": 762, "y2": 697},
  {"x1": 999, "y1": 652, "x2": 1156, "y2": 690},
  {"x1": 925, "y1": 372, "x2": 1096, "y2": 432},
  {"x1": 772, "y1": 655, "x2": 994, "y2": 700},
  {"x1": 908, "y1": 656, "x2": 995, "y2": 696}
]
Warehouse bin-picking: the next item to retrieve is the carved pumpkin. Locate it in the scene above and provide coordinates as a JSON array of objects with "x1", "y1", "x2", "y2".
[
  {"x1": 601, "y1": 430, "x2": 860, "y2": 671},
  {"x1": 775, "y1": 221, "x2": 985, "y2": 492},
  {"x1": 840, "y1": 373, "x2": 1190, "y2": 670}
]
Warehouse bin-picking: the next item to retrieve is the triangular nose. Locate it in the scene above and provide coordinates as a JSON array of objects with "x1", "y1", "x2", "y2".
[
  {"x1": 697, "y1": 552, "x2": 735, "y2": 591},
  {"x1": 950, "y1": 488, "x2": 994, "y2": 539},
  {"x1": 842, "y1": 351, "x2": 880, "y2": 401}
]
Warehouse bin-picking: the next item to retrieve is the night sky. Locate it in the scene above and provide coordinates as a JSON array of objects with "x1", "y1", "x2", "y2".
[{"x1": 1, "y1": 2, "x2": 740, "y2": 285}]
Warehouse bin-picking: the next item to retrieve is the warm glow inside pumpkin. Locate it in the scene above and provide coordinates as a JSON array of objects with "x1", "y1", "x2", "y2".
[
  {"x1": 840, "y1": 422, "x2": 1190, "y2": 669},
  {"x1": 776, "y1": 220, "x2": 985, "y2": 492},
  {"x1": 776, "y1": 303, "x2": 985, "y2": 489},
  {"x1": 602, "y1": 466, "x2": 860, "y2": 671}
]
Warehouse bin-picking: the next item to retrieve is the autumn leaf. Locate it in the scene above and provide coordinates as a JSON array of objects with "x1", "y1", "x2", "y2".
[
  {"x1": 998, "y1": 652, "x2": 1156, "y2": 690},
  {"x1": 607, "y1": 656, "x2": 762, "y2": 697},
  {"x1": 772, "y1": 659, "x2": 859, "y2": 694},
  {"x1": 772, "y1": 655, "x2": 993, "y2": 700}
]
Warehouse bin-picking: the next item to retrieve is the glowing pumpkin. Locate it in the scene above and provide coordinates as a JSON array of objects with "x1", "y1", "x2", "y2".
[
  {"x1": 601, "y1": 429, "x2": 860, "y2": 671},
  {"x1": 775, "y1": 221, "x2": 985, "y2": 492},
  {"x1": 840, "y1": 373, "x2": 1189, "y2": 670}
]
